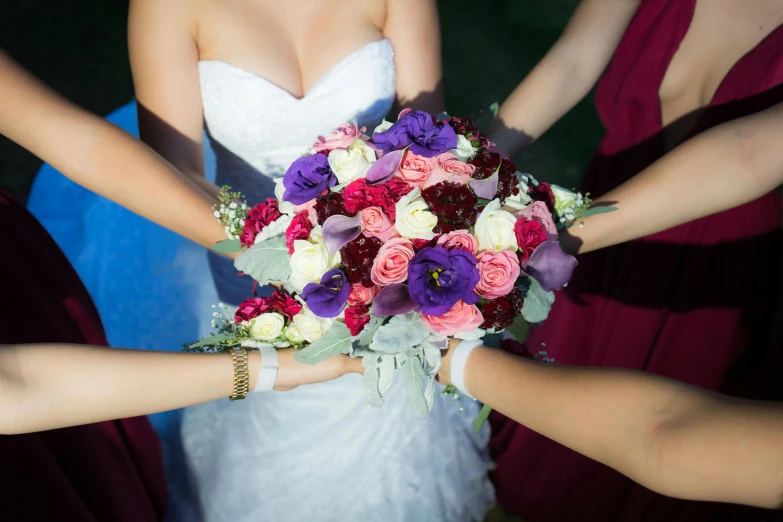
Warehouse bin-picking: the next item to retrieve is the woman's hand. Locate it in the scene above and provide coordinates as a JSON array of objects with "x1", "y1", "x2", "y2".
[{"x1": 272, "y1": 350, "x2": 364, "y2": 392}]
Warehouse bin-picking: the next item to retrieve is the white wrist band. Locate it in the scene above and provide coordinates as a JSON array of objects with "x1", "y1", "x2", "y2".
[
  {"x1": 451, "y1": 339, "x2": 483, "y2": 399},
  {"x1": 252, "y1": 344, "x2": 279, "y2": 393}
]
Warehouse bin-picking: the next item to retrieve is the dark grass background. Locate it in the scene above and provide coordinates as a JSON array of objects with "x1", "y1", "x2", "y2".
[{"x1": 0, "y1": 0, "x2": 603, "y2": 203}]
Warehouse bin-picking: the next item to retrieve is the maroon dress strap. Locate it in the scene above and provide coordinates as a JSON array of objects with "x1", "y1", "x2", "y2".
[{"x1": 0, "y1": 188, "x2": 167, "y2": 521}]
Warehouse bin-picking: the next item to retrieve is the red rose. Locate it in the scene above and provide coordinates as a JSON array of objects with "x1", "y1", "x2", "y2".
[
  {"x1": 514, "y1": 217, "x2": 548, "y2": 263},
  {"x1": 528, "y1": 181, "x2": 556, "y2": 212},
  {"x1": 285, "y1": 211, "x2": 313, "y2": 254},
  {"x1": 240, "y1": 198, "x2": 282, "y2": 247},
  {"x1": 340, "y1": 234, "x2": 383, "y2": 287},
  {"x1": 266, "y1": 290, "x2": 302, "y2": 321},
  {"x1": 421, "y1": 182, "x2": 478, "y2": 233},
  {"x1": 344, "y1": 306, "x2": 371, "y2": 336},
  {"x1": 234, "y1": 297, "x2": 271, "y2": 323}
]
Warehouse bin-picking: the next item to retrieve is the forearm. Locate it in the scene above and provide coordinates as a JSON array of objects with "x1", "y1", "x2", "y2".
[
  {"x1": 0, "y1": 344, "x2": 246, "y2": 434},
  {"x1": 488, "y1": 49, "x2": 594, "y2": 157},
  {"x1": 565, "y1": 103, "x2": 783, "y2": 254},
  {"x1": 462, "y1": 347, "x2": 783, "y2": 508}
]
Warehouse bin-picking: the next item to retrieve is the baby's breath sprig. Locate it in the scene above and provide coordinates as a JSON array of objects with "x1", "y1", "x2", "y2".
[{"x1": 213, "y1": 186, "x2": 250, "y2": 240}]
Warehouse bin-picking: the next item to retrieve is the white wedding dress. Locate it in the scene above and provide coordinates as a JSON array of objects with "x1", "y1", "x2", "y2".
[{"x1": 178, "y1": 39, "x2": 494, "y2": 522}]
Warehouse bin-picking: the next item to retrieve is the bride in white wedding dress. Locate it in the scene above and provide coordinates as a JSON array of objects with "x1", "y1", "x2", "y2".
[{"x1": 129, "y1": 0, "x2": 494, "y2": 520}]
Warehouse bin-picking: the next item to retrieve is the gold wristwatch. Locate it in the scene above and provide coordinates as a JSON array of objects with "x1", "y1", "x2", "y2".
[{"x1": 229, "y1": 348, "x2": 250, "y2": 401}]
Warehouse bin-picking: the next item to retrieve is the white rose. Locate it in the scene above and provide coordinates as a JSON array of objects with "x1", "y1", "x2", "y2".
[
  {"x1": 551, "y1": 184, "x2": 579, "y2": 213},
  {"x1": 248, "y1": 312, "x2": 285, "y2": 340},
  {"x1": 327, "y1": 139, "x2": 377, "y2": 185},
  {"x1": 285, "y1": 302, "x2": 333, "y2": 344},
  {"x1": 394, "y1": 187, "x2": 438, "y2": 240},
  {"x1": 254, "y1": 214, "x2": 293, "y2": 244},
  {"x1": 373, "y1": 119, "x2": 393, "y2": 136},
  {"x1": 502, "y1": 172, "x2": 533, "y2": 212},
  {"x1": 451, "y1": 134, "x2": 476, "y2": 162},
  {"x1": 274, "y1": 178, "x2": 296, "y2": 216},
  {"x1": 475, "y1": 199, "x2": 519, "y2": 252},
  {"x1": 289, "y1": 226, "x2": 341, "y2": 291}
]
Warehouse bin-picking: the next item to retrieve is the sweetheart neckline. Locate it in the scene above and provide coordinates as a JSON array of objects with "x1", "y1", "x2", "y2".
[{"x1": 199, "y1": 39, "x2": 392, "y2": 101}]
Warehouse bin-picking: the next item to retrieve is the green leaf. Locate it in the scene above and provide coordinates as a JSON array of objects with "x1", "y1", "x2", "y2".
[
  {"x1": 189, "y1": 333, "x2": 233, "y2": 349},
  {"x1": 293, "y1": 321, "x2": 352, "y2": 364},
  {"x1": 473, "y1": 404, "x2": 493, "y2": 433},
  {"x1": 234, "y1": 236, "x2": 291, "y2": 286},
  {"x1": 357, "y1": 315, "x2": 385, "y2": 347},
  {"x1": 401, "y1": 351, "x2": 429, "y2": 418},
  {"x1": 211, "y1": 238, "x2": 243, "y2": 254},
  {"x1": 578, "y1": 205, "x2": 617, "y2": 219},
  {"x1": 476, "y1": 102, "x2": 500, "y2": 132},
  {"x1": 361, "y1": 355, "x2": 384, "y2": 407},
  {"x1": 508, "y1": 316, "x2": 531, "y2": 343},
  {"x1": 370, "y1": 313, "x2": 431, "y2": 354},
  {"x1": 521, "y1": 277, "x2": 555, "y2": 324},
  {"x1": 475, "y1": 198, "x2": 491, "y2": 207}
]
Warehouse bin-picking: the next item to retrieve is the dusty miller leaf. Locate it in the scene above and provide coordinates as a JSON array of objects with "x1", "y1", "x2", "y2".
[
  {"x1": 356, "y1": 315, "x2": 385, "y2": 347},
  {"x1": 361, "y1": 355, "x2": 383, "y2": 407},
  {"x1": 234, "y1": 236, "x2": 291, "y2": 286},
  {"x1": 400, "y1": 350, "x2": 429, "y2": 417},
  {"x1": 293, "y1": 322, "x2": 351, "y2": 364},
  {"x1": 370, "y1": 313, "x2": 431, "y2": 354},
  {"x1": 521, "y1": 277, "x2": 555, "y2": 324}
]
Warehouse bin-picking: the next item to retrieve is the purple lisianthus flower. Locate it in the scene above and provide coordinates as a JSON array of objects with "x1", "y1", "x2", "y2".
[
  {"x1": 302, "y1": 269, "x2": 350, "y2": 318},
  {"x1": 283, "y1": 153, "x2": 337, "y2": 205},
  {"x1": 407, "y1": 246, "x2": 480, "y2": 316},
  {"x1": 374, "y1": 111, "x2": 458, "y2": 158}
]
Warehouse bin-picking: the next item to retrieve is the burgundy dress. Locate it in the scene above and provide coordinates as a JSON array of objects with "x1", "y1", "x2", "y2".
[
  {"x1": 491, "y1": 1, "x2": 783, "y2": 520},
  {"x1": 0, "y1": 188, "x2": 167, "y2": 521}
]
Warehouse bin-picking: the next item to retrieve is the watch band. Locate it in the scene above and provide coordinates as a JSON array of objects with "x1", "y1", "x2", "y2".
[{"x1": 229, "y1": 348, "x2": 250, "y2": 401}]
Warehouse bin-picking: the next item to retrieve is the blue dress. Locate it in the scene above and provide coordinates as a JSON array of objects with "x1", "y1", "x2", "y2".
[{"x1": 27, "y1": 100, "x2": 218, "y2": 519}]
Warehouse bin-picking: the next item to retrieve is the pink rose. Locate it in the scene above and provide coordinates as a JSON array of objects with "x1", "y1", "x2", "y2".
[
  {"x1": 514, "y1": 200, "x2": 557, "y2": 237},
  {"x1": 347, "y1": 283, "x2": 379, "y2": 307},
  {"x1": 394, "y1": 150, "x2": 435, "y2": 187},
  {"x1": 475, "y1": 251, "x2": 520, "y2": 299},
  {"x1": 436, "y1": 229, "x2": 478, "y2": 255},
  {"x1": 285, "y1": 211, "x2": 313, "y2": 254},
  {"x1": 423, "y1": 152, "x2": 477, "y2": 189},
  {"x1": 421, "y1": 300, "x2": 484, "y2": 336},
  {"x1": 293, "y1": 199, "x2": 318, "y2": 225},
  {"x1": 312, "y1": 122, "x2": 366, "y2": 152},
  {"x1": 360, "y1": 206, "x2": 399, "y2": 243},
  {"x1": 371, "y1": 238, "x2": 415, "y2": 286}
]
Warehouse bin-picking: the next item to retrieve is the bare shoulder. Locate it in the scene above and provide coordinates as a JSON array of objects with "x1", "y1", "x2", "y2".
[{"x1": 128, "y1": 0, "x2": 201, "y2": 33}]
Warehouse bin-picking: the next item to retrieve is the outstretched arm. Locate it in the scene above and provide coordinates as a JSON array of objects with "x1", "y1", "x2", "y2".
[
  {"x1": 488, "y1": 0, "x2": 640, "y2": 157},
  {"x1": 0, "y1": 49, "x2": 227, "y2": 251},
  {"x1": 562, "y1": 101, "x2": 783, "y2": 255},
  {"x1": 439, "y1": 341, "x2": 783, "y2": 510},
  {"x1": 0, "y1": 343, "x2": 362, "y2": 435}
]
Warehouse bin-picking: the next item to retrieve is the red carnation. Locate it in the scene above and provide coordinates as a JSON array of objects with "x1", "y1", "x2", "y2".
[
  {"x1": 234, "y1": 297, "x2": 271, "y2": 323},
  {"x1": 514, "y1": 217, "x2": 548, "y2": 263},
  {"x1": 340, "y1": 234, "x2": 383, "y2": 287},
  {"x1": 470, "y1": 150, "x2": 518, "y2": 203},
  {"x1": 529, "y1": 181, "x2": 556, "y2": 212},
  {"x1": 421, "y1": 182, "x2": 478, "y2": 234},
  {"x1": 266, "y1": 290, "x2": 302, "y2": 321},
  {"x1": 342, "y1": 178, "x2": 412, "y2": 220},
  {"x1": 314, "y1": 191, "x2": 353, "y2": 225},
  {"x1": 383, "y1": 179, "x2": 414, "y2": 219},
  {"x1": 344, "y1": 306, "x2": 371, "y2": 336},
  {"x1": 240, "y1": 198, "x2": 282, "y2": 247},
  {"x1": 479, "y1": 287, "x2": 523, "y2": 331},
  {"x1": 285, "y1": 211, "x2": 313, "y2": 254}
]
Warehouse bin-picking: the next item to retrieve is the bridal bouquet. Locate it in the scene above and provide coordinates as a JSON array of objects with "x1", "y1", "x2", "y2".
[{"x1": 195, "y1": 110, "x2": 599, "y2": 416}]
